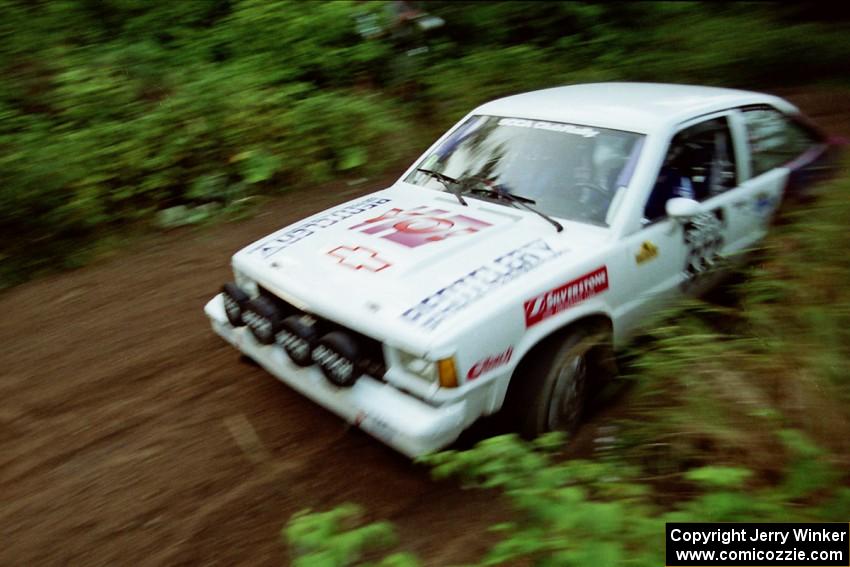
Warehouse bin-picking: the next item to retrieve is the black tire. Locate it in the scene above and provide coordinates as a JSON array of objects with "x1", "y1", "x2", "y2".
[{"x1": 505, "y1": 325, "x2": 610, "y2": 439}]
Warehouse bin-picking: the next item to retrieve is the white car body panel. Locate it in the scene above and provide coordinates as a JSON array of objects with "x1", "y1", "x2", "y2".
[{"x1": 205, "y1": 83, "x2": 818, "y2": 457}]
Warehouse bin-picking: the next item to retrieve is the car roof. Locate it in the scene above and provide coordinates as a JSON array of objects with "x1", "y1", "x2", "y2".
[{"x1": 474, "y1": 82, "x2": 796, "y2": 134}]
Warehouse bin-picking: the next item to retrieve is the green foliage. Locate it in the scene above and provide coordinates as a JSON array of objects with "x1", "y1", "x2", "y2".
[
  {"x1": 284, "y1": 503, "x2": 419, "y2": 567},
  {"x1": 287, "y1": 428, "x2": 848, "y2": 565},
  {"x1": 424, "y1": 434, "x2": 662, "y2": 566},
  {"x1": 0, "y1": 0, "x2": 413, "y2": 287},
  {"x1": 684, "y1": 465, "x2": 752, "y2": 489}
]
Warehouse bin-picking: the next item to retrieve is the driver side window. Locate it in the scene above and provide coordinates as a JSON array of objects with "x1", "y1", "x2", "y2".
[{"x1": 643, "y1": 117, "x2": 737, "y2": 223}]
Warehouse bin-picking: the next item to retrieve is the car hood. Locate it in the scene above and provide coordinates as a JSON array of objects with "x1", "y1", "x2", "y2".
[{"x1": 232, "y1": 184, "x2": 605, "y2": 352}]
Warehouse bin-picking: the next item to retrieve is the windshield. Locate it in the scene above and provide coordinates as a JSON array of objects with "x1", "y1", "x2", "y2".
[{"x1": 404, "y1": 115, "x2": 645, "y2": 226}]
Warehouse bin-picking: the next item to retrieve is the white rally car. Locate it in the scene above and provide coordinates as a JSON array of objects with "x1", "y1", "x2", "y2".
[{"x1": 205, "y1": 83, "x2": 838, "y2": 457}]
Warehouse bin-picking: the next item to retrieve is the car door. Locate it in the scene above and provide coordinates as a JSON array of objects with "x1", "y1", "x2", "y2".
[
  {"x1": 611, "y1": 112, "x2": 742, "y2": 335},
  {"x1": 724, "y1": 106, "x2": 829, "y2": 254}
]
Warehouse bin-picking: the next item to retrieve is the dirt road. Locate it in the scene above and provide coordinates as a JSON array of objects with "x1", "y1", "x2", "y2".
[{"x1": 1, "y1": 89, "x2": 847, "y2": 566}]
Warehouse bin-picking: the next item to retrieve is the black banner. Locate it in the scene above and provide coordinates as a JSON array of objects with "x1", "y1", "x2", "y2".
[{"x1": 666, "y1": 523, "x2": 849, "y2": 566}]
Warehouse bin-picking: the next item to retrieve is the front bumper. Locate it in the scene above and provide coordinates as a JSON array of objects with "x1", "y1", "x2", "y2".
[{"x1": 204, "y1": 293, "x2": 468, "y2": 457}]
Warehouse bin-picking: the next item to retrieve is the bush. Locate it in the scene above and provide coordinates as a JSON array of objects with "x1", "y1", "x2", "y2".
[
  {"x1": 285, "y1": 431, "x2": 849, "y2": 566},
  {"x1": 285, "y1": 504, "x2": 419, "y2": 567}
]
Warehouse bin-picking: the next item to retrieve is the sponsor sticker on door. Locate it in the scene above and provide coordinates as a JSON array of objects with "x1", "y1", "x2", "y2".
[{"x1": 524, "y1": 267, "x2": 609, "y2": 327}]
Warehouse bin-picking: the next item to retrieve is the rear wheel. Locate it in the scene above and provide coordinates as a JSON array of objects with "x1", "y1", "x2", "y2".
[{"x1": 506, "y1": 325, "x2": 611, "y2": 438}]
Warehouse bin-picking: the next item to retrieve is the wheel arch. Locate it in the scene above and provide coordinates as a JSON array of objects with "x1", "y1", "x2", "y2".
[{"x1": 493, "y1": 312, "x2": 615, "y2": 412}]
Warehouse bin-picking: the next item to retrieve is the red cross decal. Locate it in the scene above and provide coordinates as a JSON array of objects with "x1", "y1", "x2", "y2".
[{"x1": 327, "y1": 246, "x2": 391, "y2": 272}]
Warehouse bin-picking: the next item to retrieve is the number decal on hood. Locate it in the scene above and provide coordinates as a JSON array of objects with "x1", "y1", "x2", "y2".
[{"x1": 350, "y1": 206, "x2": 492, "y2": 248}]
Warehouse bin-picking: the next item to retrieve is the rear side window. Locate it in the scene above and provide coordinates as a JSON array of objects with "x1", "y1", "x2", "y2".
[{"x1": 742, "y1": 107, "x2": 820, "y2": 177}]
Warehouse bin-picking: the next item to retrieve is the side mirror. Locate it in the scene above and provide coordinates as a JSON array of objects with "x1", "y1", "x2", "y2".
[{"x1": 666, "y1": 197, "x2": 701, "y2": 220}]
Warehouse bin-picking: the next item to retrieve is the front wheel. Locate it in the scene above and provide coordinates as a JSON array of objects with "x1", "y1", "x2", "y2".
[{"x1": 506, "y1": 326, "x2": 610, "y2": 438}]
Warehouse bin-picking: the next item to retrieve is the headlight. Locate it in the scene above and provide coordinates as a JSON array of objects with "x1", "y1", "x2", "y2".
[
  {"x1": 397, "y1": 351, "x2": 438, "y2": 382},
  {"x1": 397, "y1": 351, "x2": 458, "y2": 388}
]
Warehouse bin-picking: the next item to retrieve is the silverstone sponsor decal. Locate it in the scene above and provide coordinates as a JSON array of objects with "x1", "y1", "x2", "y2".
[
  {"x1": 350, "y1": 206, "x2": 491, "y2": 248},
  {"x1": 250, "y1": 196, "x2": 391, "y2": 258},
  {"x1": 681, "y1": 208, "x2": 726, "y2": 288},
  {"x1": 524, "y1": 267, "x2": 608, "y2": 327},
  {"x1": 402, "y1": 240, "x2": 560, "y2": 330},
  {"x1": 498, "y1": 117, "x2": 599, "y2": 138},
  {"x1": 327, "y1": 245, "x2": 391, "y2": 272},
  {"x1": 467, "y1": 346, "x2": 513, "y2": 380}
]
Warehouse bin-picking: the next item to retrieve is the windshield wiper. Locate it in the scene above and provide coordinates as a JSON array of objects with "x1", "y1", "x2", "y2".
[
  {"x1": 460, "y1": 182, "x2": 564, "y2": 233},
  {"x1": 416, "y1": 168, "x2": 467, "y2": 206},
  {"x1": 416, "y1": 168, "x2": 563, "y2": 232}
]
